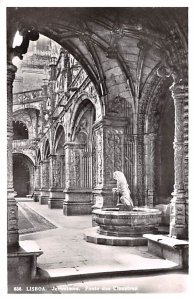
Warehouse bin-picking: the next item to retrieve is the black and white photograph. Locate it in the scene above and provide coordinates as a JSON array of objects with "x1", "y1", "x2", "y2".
[{"x1": 2, "y1": 0, "x2": 191, "y2": 295}]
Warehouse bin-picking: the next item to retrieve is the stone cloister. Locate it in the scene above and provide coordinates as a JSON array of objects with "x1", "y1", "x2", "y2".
[{"x1": 7, "y1": 7, "x2": 188, "y2": 283}]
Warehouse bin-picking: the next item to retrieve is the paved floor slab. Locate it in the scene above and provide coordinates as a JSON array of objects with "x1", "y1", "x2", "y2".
[
  {"x1": 10, "y1": 200, "x2": 189, "y2": 293},
  {"x1": 18, "y1": 201, "x2": 179, "y2": 274}
]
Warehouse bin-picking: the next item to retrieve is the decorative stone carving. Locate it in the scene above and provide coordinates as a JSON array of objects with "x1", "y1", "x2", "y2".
[
  {"x1": 49, "y1": 155, "x2": 62, "y2": 188},
  {"x1": 95, "y1": 128, "x2": 103, "y2": 186},
  {"x1": 145, "y1": 133, "x2": 158, "y2": 207},
  {"x1": 8, "y1": 25, "x2": 40, "y2": 245},
  {"x1": 80, "y1": 150, "x2": 92, "y2": 189},
  {"x1": 123, "y1": 134, "x2": 134, "y2": 199},
  {"x1": 8, "y1": 204, "x2": 18, "y2": 231},
  {"x1": 34, "y1": 165, "x2": 41, "y2": 190},
  {"x1": 7, "y1": 62, "x2": 19, "y2": 247},
  {"x1": 56, "y1": 157, "x2": 63, "y2": 188},
  {"x1": 41, "y1": 160, "x2": 49, "y2": 189},
  {"x1": 135, "y1": 134, "x2": 145, "y2": 206},
  {"x1": 104, "y1": 128, "x2": 124, "y2": 183},
  {"x1": 74, "y1": 150, "x2": 81, "y2": 186},
  {"x1": 107, "y1": 96, "x2": 132, "y2": 118},
  {"x1": 169, "y1": 80, "x2": 188, "y2": 239},
  {"x1": 92, "y1": 133, "x2": 97, "y2": 188},
  {"x1": 13, "y1": 89, "x2": 43, "y2": 104},
  {"x1": 92, "y1": 207, "x2": 162, "y2": 238},
  {"x1": 106, "y1": 22, "x2": 124, "y2": 59},
  {"x1": 65, "y1": 144, "x2": 81, "y2": 189},
  {"x1": 9, "y1": 24, "x2": 39, "y2": 61},
  {"x1": 107, "y1": 96, "x2": 125, "y2": 116}
]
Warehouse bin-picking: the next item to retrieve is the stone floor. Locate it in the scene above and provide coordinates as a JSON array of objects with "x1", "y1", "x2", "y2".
[
  {"x1": 18, "y1": 202, "x2": 57, "y2": 234},
  {"x1": 16, "y1": 200, "x2": 189, "y2": 294}
]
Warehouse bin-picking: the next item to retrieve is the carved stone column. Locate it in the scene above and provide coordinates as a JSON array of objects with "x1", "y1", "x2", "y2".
[
  {"x1": 63, "y1": 142, "x2": 92, "y2": 215},
  {"x1": 170, "y1": 80, "x2": 188, "y2": 239},
  {"x1": 7, "y1": 24, "x2": 42, "y2": 284},
  {"x1": 39, "y1": 103, "x2": 45, "y2": 135},
  {"x1": 39, "y1": 160, "x2": 50, "y2": 204},
  {"x1": 145, "y1": 133, "x2": 158, "y2": 207},
  {"x1": 7, "y1": 62, "x2": 19, "y2": 247},
  {"x1": 48, "y1": 154, "x2": 65, "y2": 209},
  {"x1": 49, "y1": 56, "x2": 57, "y2": 114},
  {"x1": 132, "y1": 134, "x2": 138, "y2": 206},
  {"x1": 134, "y1": 133, "x2": 145, "y2": 207},
  {"x1": 7, "y1": 61, "x2": 43, "y2": 283},
  {"x1": 184, "y1": 88, "x2": 189, "y2": 233},
  {"x1": 123, "y1": 133, "x2": 135, "y2": 203},
  {"x1": 33, "y1": 164, "x2": 41, "y2": 201},
  {"x1": 92, "y1": 120, "x2": 126, "y2": 208}
]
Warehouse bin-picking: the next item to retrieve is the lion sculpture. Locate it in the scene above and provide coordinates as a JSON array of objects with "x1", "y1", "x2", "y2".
[{"x1": 112, "y1": 171, "x2": 133, "y2": 211}]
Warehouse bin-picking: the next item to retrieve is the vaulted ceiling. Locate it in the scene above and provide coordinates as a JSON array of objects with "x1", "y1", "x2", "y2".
[{"x1": 7, "y1": 7, "x2": 188, "y2": 122}]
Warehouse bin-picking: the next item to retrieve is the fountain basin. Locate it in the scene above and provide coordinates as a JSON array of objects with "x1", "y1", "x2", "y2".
[{"x1": 93, "y1": 207, "x2": 162, "y2": 237}]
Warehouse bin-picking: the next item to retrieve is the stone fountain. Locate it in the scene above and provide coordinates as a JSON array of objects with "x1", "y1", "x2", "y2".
[{"x1": 84, "y1": 171, "x2": 162, "y2": 246}]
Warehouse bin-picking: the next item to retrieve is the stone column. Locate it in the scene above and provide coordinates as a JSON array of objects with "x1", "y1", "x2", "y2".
[
  {"x1": 145, "y1": 133, "x2": 157, "y2": 207},
  {"x1": 184, "y1": 88, "x2": 189, "y2": 233},
  {"x1": 49, "y1": 56, "x2": 57, "y2": 113},
  {"x1": 7, "y1": 27, "x2": 43, "y2": 284},
  {"x1": 7, "y1": 62, "x2": 19, "y2": 248},
  {"x1": 7, "y1": 62, "x2": 43, "y2": 284},
  {"x1": 170, "y1": 80, "x2": 188, "y2": 239},
  {"x1": 48, "y1": 154, "x2": 65, "y2": 209},
  {"x1": 39, "y1": 160, "x2": 50, "y2": 204},
  {"x1": 123, "y1": 134, "x2": 135, "y2": 202},
  {"x1": 63, "y1": 142, "x2": 92, "y2": 215},
  {"x1": 39, "y1": 103, "x2": 45, "y2": 135},
  {"x1": 33, "y1": 164, "x2": 41, "y2": 201},
  {"x1": 92, "y1": 120, "x2": 126, "y2": 208},
  {"x1": 134, "y1": 133, "x2": 145, "y2": 207},
  {"x1": 132, "y1": 134, "x2": 138, "y2": 206}
]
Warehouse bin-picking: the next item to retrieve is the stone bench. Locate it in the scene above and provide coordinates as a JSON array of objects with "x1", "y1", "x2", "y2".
[
  {"x1": 143, "y1": 234, "x2": 188, "y2": 269},
  {"x1": 8, "y1": 240, "x2": 43, "y2": 284}
]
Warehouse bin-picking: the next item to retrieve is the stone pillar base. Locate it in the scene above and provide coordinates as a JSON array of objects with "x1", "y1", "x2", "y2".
[
  {"x1": 48, "y1": 189, "x2": 64, "y2": 209},
  {"x1": 63, "y1": 190, "x2": 92, "y2": 215},
  {"x1": 8, "y1": 240, "x2": 43, "y2": 285},
  {"x1": 39, "y1": 190, "x2": 49, "y2": 205},
  {"x1": 33, "y1": 191, "x2": 40, "y2": 202}
]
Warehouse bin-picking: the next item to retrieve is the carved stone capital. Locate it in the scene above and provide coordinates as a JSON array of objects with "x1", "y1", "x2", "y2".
[
  {"x1": 7, "y1": 62, "x2": 17, "y2": 133},
  {"x1": 157, "y1": 63, "x2": 188, "y2": 89},
  {"x1": 7, "y1": 62, "x2": 17, "y2": 83},
  {"x1": 8, "y1": 25, "x2": 39, "y2": 61},
  {"x1": 170, "y1": 80, "x2": 188, "y2": 98}
]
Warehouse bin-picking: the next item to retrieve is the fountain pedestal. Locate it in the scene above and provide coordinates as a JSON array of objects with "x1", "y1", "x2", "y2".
[{"x1": 84, "y1": 207, "x2": 162, "y2": 246}]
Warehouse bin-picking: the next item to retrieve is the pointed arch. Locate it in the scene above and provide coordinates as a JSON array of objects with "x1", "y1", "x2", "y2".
[
  {"x1": 13, "y1": 153, "x2": 34, "y2": 197},
  {"x1": 13, "y1": 120, "x2": 29, "y2": 140},
  {"x1": 43, "y1": 139, "x2": 50, "y2": 160},
  {"x1": 70, "y1": 98, "x2": 96, "y2": 145},
  {"x1": 53, "y1": 124, "x2": 65, "y2": 155}
]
